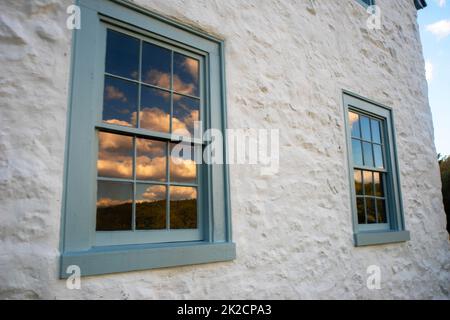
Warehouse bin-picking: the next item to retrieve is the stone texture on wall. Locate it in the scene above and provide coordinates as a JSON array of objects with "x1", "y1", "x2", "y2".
[{"x1": 0, "y1": 0, "x2": 448, "y2": 299}]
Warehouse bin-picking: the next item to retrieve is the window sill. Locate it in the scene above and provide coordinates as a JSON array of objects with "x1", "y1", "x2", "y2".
[
  {"x1": 354, "y1": 230, "x2": 410, "y2": 247},
  {"x1": 60, "y1": 242, "x2": 236, "y2": 278}
]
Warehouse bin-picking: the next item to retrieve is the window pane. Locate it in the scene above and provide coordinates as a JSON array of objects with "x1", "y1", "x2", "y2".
[
  {"x1": 173, "y1": 53, "x2": 199, "y2": 97},
  {"x1": 352, "y1": 139, "x2": 363, "y2": 166},
  {"x1": 97, "y1": 132, "x2": 133, "y2": 179},
  {"x1": 371, "y1": 119, "x2": 381, "y2": 144},
  {"x1": 136, "y1": 138, "x2": 167, "y2": 181},
  {"x1": 170, "y1": 186, "x2": 197, "y2": 229},
  {"x1": 105, "y1": 29, "x2": 139, "y2": 80},
  {"x1": 377, "y1": 199, "x2": 387, "y2": 223},
  {"x1": 170, "y1": 143, "x2": 197, "y2": 183},
  {"x1": 140, "y1": 86, "x2": 170, "y2": 133},
  {"x1": 373, "y1": 144, "x2": 384, "y2": 168},
  {"x1": 103, "y1": 76, "x2": 138, "y2": 127},
  {"x1": 366, "y1": 198, "x2": 376, "y2": 224},
  {"x1": 357, "y1": 197, "x2": 365, "y2": 224},
  {"x1": 349, "y1": 112, "x2": 360, "y2": 138},
  {"x1": 173, "y1": 94, "x2": 200, "y2": 137},
  {"x1": 96, "y1": 181, "x2": 132, "y2": 231},
  {"x1": 362, "y1": 142, "x2": 374, "y2": 167},
  {"x1": 363, "y1": 171, "x2": 374, "y2": 196},
  {"x1": 374, "y1": 172, "x2": 384, "y2": 197},
  {"x1": 141, "y1": 42, "x2": 171, "y2": 89},
  {"x1": 136, "y1": 184, "x2": 167, "y2": 230},
  {"x1": 360, "y1": 116, "x2": 371, "y2": 141},
  {"x1": 354, "y1": 170, "x2": 363, "y2": 195}
]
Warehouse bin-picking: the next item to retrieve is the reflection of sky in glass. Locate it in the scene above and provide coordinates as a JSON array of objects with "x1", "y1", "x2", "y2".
[
  {"x1": 136, "y1": 184, "x2": 166, "y2": 230},
  {"x1": 97, "y1": 132, "x2": 133, "y2": 179},
  {"x1": 349, "y1": 112, "x2": 360, "y2": 138},
  {"x1": 99, "y1": 30, "x2": 202, "y2": 232},
  {"x1": 96, "y1": 181, "x2": 132, "y2": 231},
  {"x1": 136, "y1": 139, "x2": 167, "y2": 181},
  {"x1": 142, "y1": 42, "x2": 171, "y2": 89},
  {"x1": 173, "y1": 53, "x2": 199, "y2": 97},
  {"x1": 360, "y1": 116, "x2": 371, "y2": 141},
  {"x1": 105, "y1": 30, "x2": 139, "y2": 80},
  {"x1": 173, "y1": 95, "x2": 199, "y2": 137},
  {"x1": 373, "y1": 144, "x2": 384, "y2": 168},
  {"x1": 350, "y1": 111, "x2": 388, "y2": 226},
  {"x1": 371, "y1": 120, "x2": 381, "y2": 144},
  {"x1": 103, "y1": 76, "x2": 138, "y2": 127},
  {"x1": 170, "y1": 143, "x2": 197, "y2": 183},
  {"x1": 140, "y1": 86, "x2": 170, "y2": 132},
  {"x1": 352, "y1": 139, "x2": 363, "y2": 166},
  {"x1": 362, "y1": 142, "x2": 374, "y2": 167}
]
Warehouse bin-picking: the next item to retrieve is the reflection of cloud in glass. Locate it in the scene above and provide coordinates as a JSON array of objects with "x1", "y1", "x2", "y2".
[
  {"x1": 105, "y1": 85, "x2": 128, "y2": 102},
  {"x1": 104, "y1": 119, "x2": 132, "y2": 127},
  {"x1": 138, "y1": 108, "x2": 171, "y2": 133},
  {"x1": 173, "y1": 95, "x2": 200, "y2": 136},
  {"x1": 349, "y1": 112, "x2": 358, "y2": 125},
  {"x1": 139, "y1": 184, "x2": 166, "y2": 201},
  {"x1": 349, "y1": 111, "x2": 360, "y2": 138},
  {"x1": 143, "y1": 70, "x2": 197, "y2": 97},
  {"x1": 363, "y1": 171, "x2": 373, "y2": 196},
  {"x1": 170, "y1": 143, "x2": 197, "y2": 183},
  {"x1": 139, "y1": 86, "x2": 170, "y2": 132},
  {"x1": 97, "y1": 198, "x2": 132, "y2": 208},
  {"x1": 143, "y1": 70, "x2": 171, "y2": 90},
  {"x1": 136, "y1": 139, "x2": 167, "y2": 181},
  {"x1": 182, "y1": 58, "x2": 199, "y2": 81},
  {"x1": 136, "y1": 107, "x2": 197, "y2": 137},
  {"x1": 174, "y1": 53, "x2": 199, "y2": 97},
  {"x1": 97, "y1": 132, "x2": 133, "y2": 179},
  {"x1": 170, "y1": 186, "x2": 197, "y2": 201},
  {"x1": 141, "y1": 42, "x2": 171, "y2": 88},
  {"x1": 103, "y1": 76, "x2": 138, "y2": 127}
]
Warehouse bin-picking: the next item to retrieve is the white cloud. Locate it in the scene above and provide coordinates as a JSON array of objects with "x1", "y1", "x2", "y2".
[
  {"x1": 425, "y1": 61, "x2": 433, "y2": 82},
  {"x1": 426, "y1": 20, "x2": 450, "y2": 39},
  {"x1": 437, "y1": 0, "x2": 446, "y2": 8}
]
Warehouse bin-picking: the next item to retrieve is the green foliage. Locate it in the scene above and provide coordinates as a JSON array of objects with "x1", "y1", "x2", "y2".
[{"x1": 438, "y1": 155, "x2": 450, "y2": 234}]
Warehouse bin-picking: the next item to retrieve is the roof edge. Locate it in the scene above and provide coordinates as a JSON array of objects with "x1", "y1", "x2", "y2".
[{"x1": 414, "y1": 0, "x2": 427, "y2": 10}]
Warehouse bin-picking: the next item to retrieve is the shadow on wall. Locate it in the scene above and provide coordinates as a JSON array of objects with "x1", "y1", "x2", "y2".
[{"x1": 438, "y1": 154, "x2": 450, "y2": 236}]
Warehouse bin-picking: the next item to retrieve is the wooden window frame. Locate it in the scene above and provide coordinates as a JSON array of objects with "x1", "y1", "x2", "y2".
[
  {"x1": 60, "y1": 0, "x2": 235, "y2": 278},
  {"x1": 343, "y1": 91, "x2": 410, "y2": 247}
]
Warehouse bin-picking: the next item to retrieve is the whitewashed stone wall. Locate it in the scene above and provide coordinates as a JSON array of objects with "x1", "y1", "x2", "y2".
[{"x1": 0, "y1": 0, "x2": 448, "y2": 299}]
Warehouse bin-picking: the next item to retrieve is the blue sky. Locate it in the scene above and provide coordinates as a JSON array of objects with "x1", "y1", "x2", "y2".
[{"x1": 418, "y1": 0, "x2": 450, "y2": 156}]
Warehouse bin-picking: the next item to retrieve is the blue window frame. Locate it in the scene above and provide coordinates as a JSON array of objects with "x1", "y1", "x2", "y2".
[
  {"x1": 60, "y1": 0, "x2": 235, "y2": 277},
  {"x1": 343, "y1": 92, "x2": 410, "y2": 247}
]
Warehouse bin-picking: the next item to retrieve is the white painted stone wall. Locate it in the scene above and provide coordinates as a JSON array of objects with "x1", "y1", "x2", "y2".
[{"x1": 0, "y1": 0, "x2": 448, "y2": 299}]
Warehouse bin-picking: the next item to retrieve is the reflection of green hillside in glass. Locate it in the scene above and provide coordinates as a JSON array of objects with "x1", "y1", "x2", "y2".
[
  {"x1": 136, "y1": 200, "x2": 166, "y2": 230},
  {"x1": 96, "y1": 199, "x2": 197, "y2": 231},
  {"x1": 97, "y1": 203, "x2": 132, "y2": 231},
  {"x1": 170, "y1": 199, "x2": 197, "y2": 229}
]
